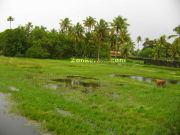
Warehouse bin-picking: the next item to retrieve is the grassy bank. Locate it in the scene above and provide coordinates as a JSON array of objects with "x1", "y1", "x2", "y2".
[{"x1": 0, "y1": 56, "x2": 180, "y2": 135}]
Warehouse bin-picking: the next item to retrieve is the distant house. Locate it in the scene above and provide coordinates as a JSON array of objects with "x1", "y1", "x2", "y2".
[{"x1": 110, "y1": 51, "x2": 121, "y2": 57}]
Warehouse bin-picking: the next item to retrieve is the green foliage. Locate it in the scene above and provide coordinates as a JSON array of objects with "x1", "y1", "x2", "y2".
[
  {"x1": 173, "y1": 25, "x2": 180, "y2": 36},
  {"x1": 59, "y1": 18, "x2": 71, "y2": 33},
  {"x1": 94, "y1": 19, "x2": 109, "y2": 60},
  {"x1": 139, "y1": 26, "x2": 180, "y2": 60},
  {"x1": 0, "y1": 32, "x2": 5, "y2": 55},
  {"x1": 139, "y1": 47, "x2": 154, "y2": 58},
  {"x1": 0, "y1": 28, "x2": 29, "y2": 56},
  {"x1": 110, "y1": 16, "x2": 132, "y2": 57},
  {"x1": 169, "y1": 37, "x2": 180, "y2": 60},
  {"x1": 0, "y1": 16, "x2": 134, "y2": 60},
  {"x1": 83, "y1": 16, "x2": 96, "y2": 33},
  {"x1": 26, "y1": 41, "x2": 50, "y2": 58},
  {"x1": 1, "y1": 17, "x2": 179, "y2": 60},
  {"x1": 0, "y1": 16, "x2": 129, "y2": 59},
  {"x1": 120, "y1": 42, "x2": 134, "y2": 58},
  {"x1": 112, "y1": 16, "x2": 129, "y2": 34}
]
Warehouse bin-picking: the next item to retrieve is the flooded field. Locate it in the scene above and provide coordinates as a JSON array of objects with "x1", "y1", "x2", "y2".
[{"x1": 0, "y1": 57, "x2": 180, "y2": 135}]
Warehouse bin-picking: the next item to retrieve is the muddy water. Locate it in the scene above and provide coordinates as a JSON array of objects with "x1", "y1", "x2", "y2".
[
  {"x1": 112, "y1": 74, "x2": 180, "y2": 84},
  {"x1": 66, "y1": 75, "x2": 98, "y2": 80},
  {"x1": 52, "y1": 76, "x2": 100, "y2": 88},
  {"x1": 0, "y1": 93, "x2": 41, "y2": 135}
]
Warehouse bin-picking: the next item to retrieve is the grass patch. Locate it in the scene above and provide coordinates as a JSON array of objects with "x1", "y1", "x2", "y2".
[{"x1": 0, "y1": 56, "x2": 180, "y2": 135}]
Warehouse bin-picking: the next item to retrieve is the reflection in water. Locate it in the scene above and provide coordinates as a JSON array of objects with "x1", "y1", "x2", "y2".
[
  {"x1": 52, "y1": 77, "x2": 100, "y2": 88},
  {"x1": 0, "y1": 93, "x2": 41, "y2": 135},
  {"x1": 66, "y1": 75, "x2": 97, "y2": 80},
  {"x1": 113, "y1": 74, "x2": 180, "y2": 84}
]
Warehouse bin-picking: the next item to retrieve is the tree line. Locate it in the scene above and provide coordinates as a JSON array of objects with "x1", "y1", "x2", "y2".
[
  {"x1": 0, "y1": 16, "x2": 133, "y2": 60},
  {"x1": 0, "y1": 16, "x2": 179, "y2": 60},
  {"x1": 136, "y1": 26, "x2": 180, "y2": 60}
]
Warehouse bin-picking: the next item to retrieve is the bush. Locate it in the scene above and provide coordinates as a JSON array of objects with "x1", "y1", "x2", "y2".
[
  {"x1": 144, "y1": 59, "x2": 180, "y2": 68},
  {"x1": 139, "y1": 48, "x2": 154, "y2": 58},
  {"x1": 26, "y1": 42, "x2": 50, "y2": 58}
]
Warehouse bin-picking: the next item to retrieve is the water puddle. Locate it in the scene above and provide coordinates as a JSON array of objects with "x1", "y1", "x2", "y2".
[
  {"x1": 0, "y1": 93, "x2": 46, "y2": 135},
  {"x1": 55, "y1": 108, "x2": 73, "y2": 117},
  {"x1": 66, "y1": 75, "x2": 98, "y2": 80},
  {"x1": 112, "y1": 74, "x2": 180, "y2": 84},
  {"x1": 8, "y1": 86, "x2": 20, "y2": 92},
  {"x1": 51, "y1": 76, "x2": 100, "y2": 89},
  {"x1": 110, "y1": 92, "x2": 120, "y2": 101},
  {"x1": 44, "y1": 84, "x2": 61, "y2": 90}
]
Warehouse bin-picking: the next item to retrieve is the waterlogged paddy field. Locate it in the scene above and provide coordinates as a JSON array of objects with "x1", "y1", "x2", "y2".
[{"x1": 0, "y1": 56, "x2": 180, "y2": 135}]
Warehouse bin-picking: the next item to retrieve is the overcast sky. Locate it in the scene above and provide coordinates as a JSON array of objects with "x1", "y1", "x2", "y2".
[{"x1": 0, "y1": 0, "x2": 180, "y2": 47}]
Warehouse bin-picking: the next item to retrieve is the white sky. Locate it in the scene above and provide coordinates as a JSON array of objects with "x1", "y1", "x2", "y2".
[{"x1": 0, "y1": 0, "x2": 180, "y2": 47}]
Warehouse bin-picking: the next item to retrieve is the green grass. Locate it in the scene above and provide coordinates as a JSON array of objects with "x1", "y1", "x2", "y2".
[{"x1": 0, "y1": 56, "x2": 180, "y2": 135}]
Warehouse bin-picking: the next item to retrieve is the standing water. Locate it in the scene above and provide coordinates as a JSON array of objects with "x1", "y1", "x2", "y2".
[
  {"x1": 0, "y1": 93, "x2": 42, "y2": 135},
  {"x1": 112, "y1": 74, "x2": 180, "y2": 84}
]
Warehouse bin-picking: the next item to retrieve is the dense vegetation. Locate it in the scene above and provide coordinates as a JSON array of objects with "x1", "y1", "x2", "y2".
[
  {"x1": 0, "y1": 16, "x2": 180, "y2": 60},
  {"x1": 137, "y1": 26, "x2": 180, "y2": 60},
  {"x1": 0, "y1": 16, "x2": 133, "y2": 59}
]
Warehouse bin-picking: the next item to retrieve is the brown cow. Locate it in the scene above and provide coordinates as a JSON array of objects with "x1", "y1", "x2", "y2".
[{"x1": 155, "y1": 79, "x2": 166, "y2": 87}]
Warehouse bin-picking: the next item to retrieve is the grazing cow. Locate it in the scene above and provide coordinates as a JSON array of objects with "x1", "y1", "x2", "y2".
[{"x1": 155, "y1": 79, "x2": 166, "y2": 87}]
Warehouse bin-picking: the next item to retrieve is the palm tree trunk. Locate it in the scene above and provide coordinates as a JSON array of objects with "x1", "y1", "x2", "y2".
[
  {"x1": 10, "y1": 21, "x2": 11, "y2": 29},
  {"x1": 97, "y1": 43, "x2": 100, "y2": 62},
  {"x1": 165, "y1": 49, "x2": 168, "y2": 59},
  {"x1": 115, "y1": 43, "x2": 117, "y2": 58},
  {"x1": 74, "y1": 37, "x2": 77, "y2": 57},
  {"x1": 157, "y1": 50, "x2": 160, "y2": 59},
  {"x1": 83, "y1": 43, "x2": 86, "y2": 58}
]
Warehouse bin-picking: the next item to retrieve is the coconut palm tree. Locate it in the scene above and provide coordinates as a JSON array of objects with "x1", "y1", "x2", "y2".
[
  {"x1": 59, "y1": 18, "x2": 71, "y2": 33},
  {"x1": 143, "y1": 38, "x2": 153, "y2": 48},
  {"x1": 163, "y1": 36, "x2": 171, "y2": 59},
  {"x1": 109, "y1": 27, "x2": 117, "y2": 51},
  {"x1": 70, "y1": 23, "x2": 84, "y2": 56},
  {"x1": 153, "y1": 36, "x2": 167, "y2": 59},
  {"x1": 83, "y1": 16, "x2": 96, "y2": 33},
  {"x1": 173, "y1": 25, "x2": 180, "y2": 37},
  {"x1": 119, "y1": 29, "x2": 133, "y2": 58},
  {"x1": 121, "y1": 42, "x2": 134, "y2": 58},
  {"x1": 168, "y1": 25, "x2": 180, "y2": 39},
  {"x1": 159, "y1": 35, "x2": 171, "y2": 59},
  {"x1": 26, "y1": 22, "x2": 33, "y2": 29},
  {"x1": 7, "y1": 16, "x2": 14, "y2": 29},
  {"x1": 119, "y1": 29, "x2": 130, "y2": 44},
  {"x1": 145, "y1": 38, "x2": 149, "y2": 41},
  {"x1": 94, "y1": 19, "x2": 109, "y2": 61},
  {"x1": 112, "y1": 16, "x2": 129, "y2": 35},
  {"x1": 73, "y1": 23, "x2": 84, "y2": 42},
  {"x1": 136, "y1": 36, "x2": 142, "y2": 50},
  {"x1": 169, "y1": 37, "x2": 180, "y2": 60},
  {"x1": 83, "y1": 16, "x2": 96, "y2": 57},
  {"x1": 25, "y1": 22, "x2": 33, "y2": 35},
  {"x1": 111, "y1": 16, "x2": 129, "y2": 56},
  {"x1": 167, "y1": 25, "x2": 180, "y2": 59}
]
